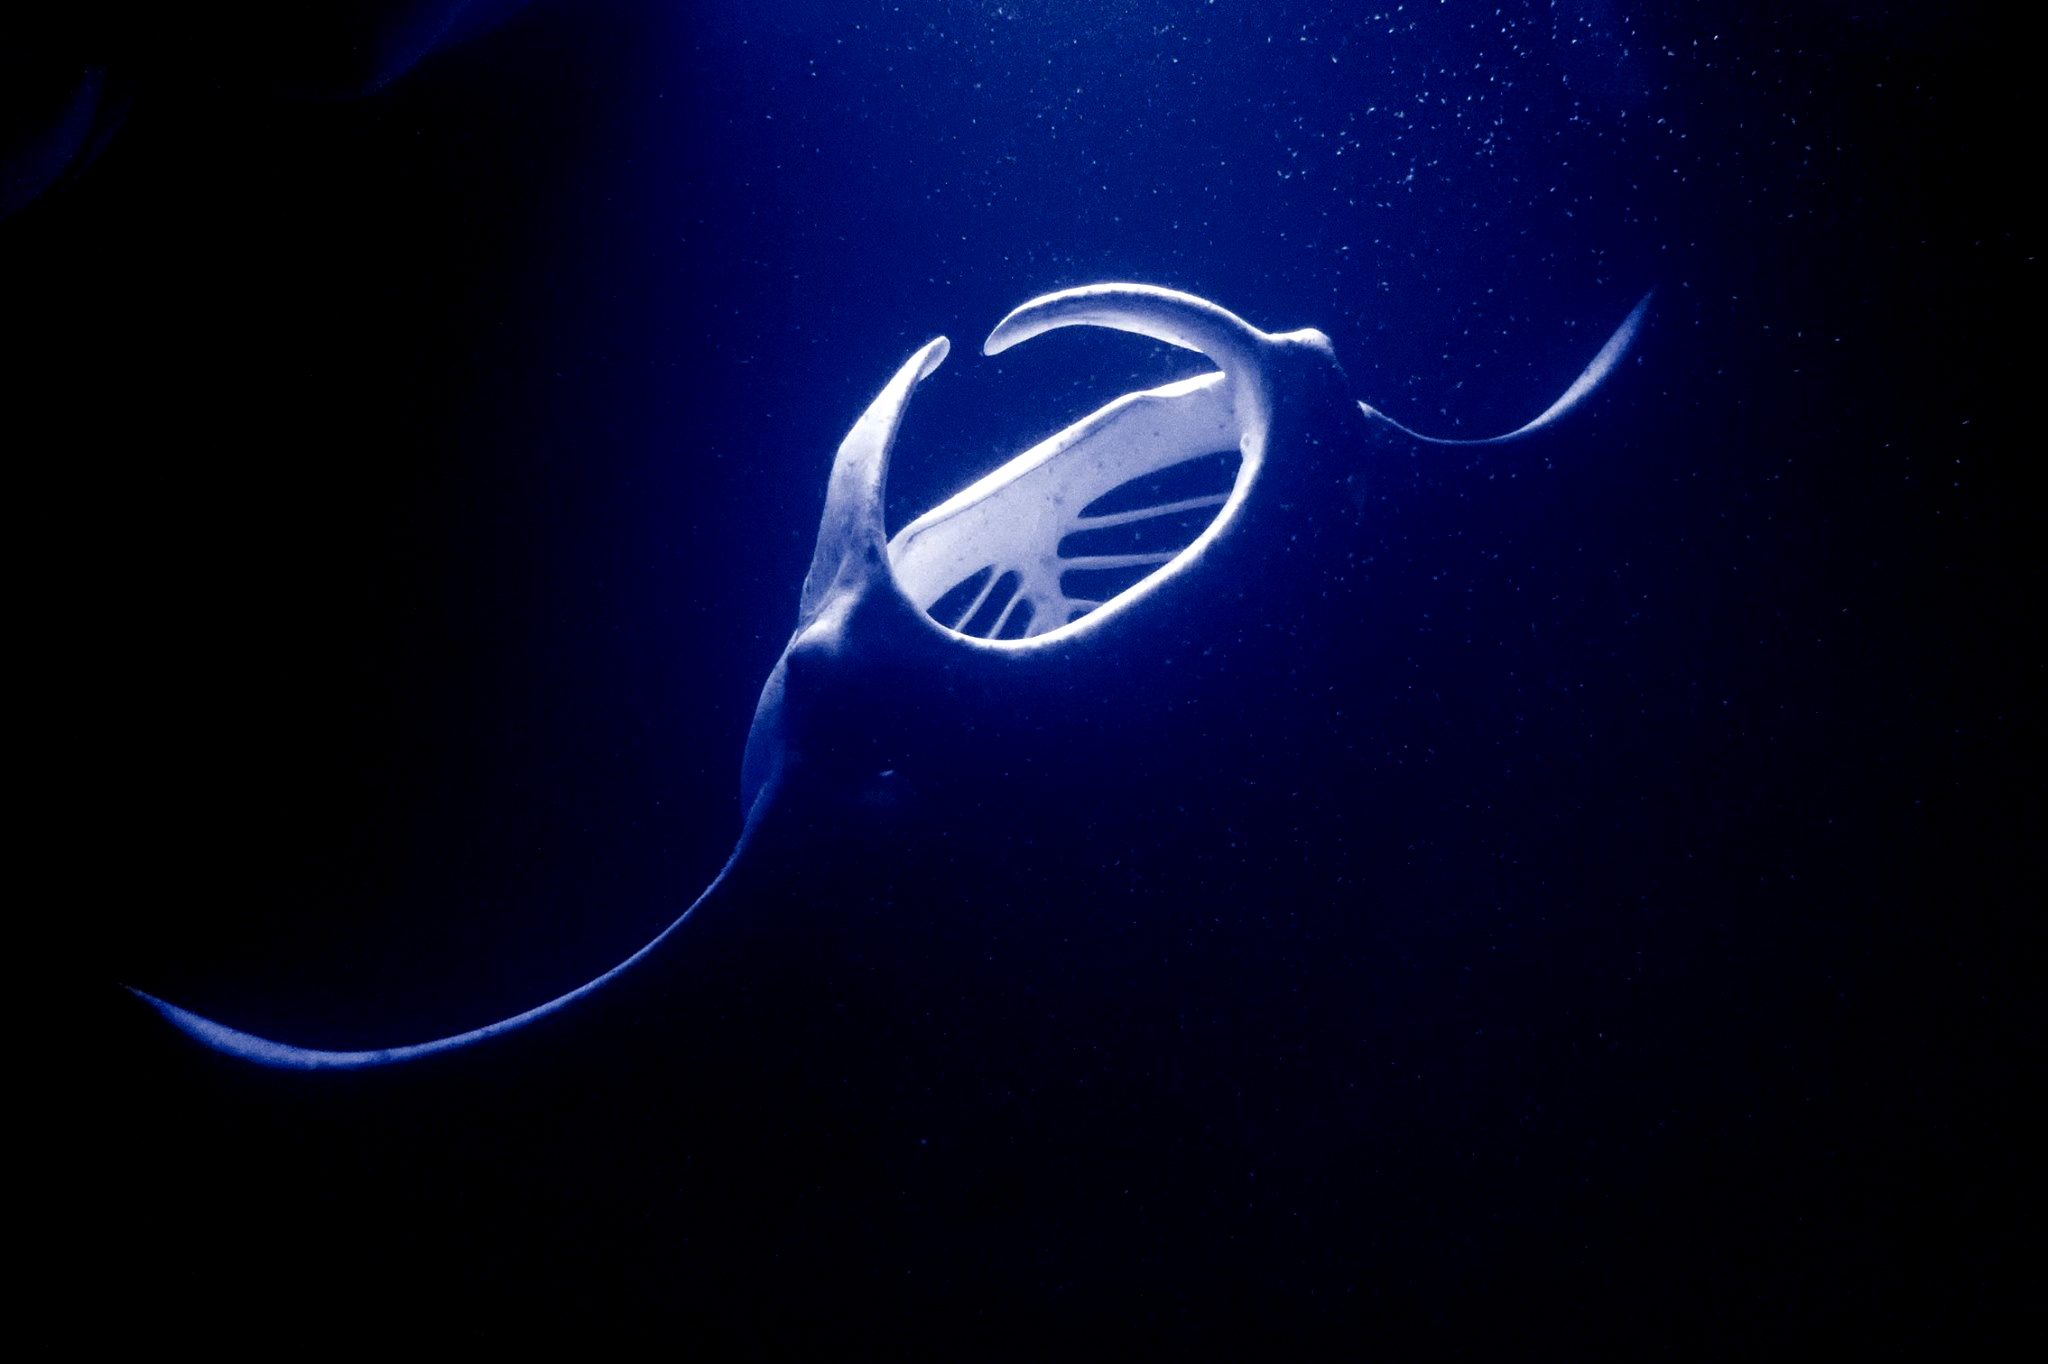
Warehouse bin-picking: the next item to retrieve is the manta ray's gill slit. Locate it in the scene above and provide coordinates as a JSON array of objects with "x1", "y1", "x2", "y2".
[
  {"x1": 909, "y1": 447, "x2": 1242, "y2": 641},
  {"x1": 929, "y1": 566, "x2": 996, "y2": 632},
  {"x1": 1053, "y1": 448, "x2": 1240, "y2": 619},
  {"x1": 1075, "y1": 448, "x2": 1240, "y2": 518},
  {"x1": 994, "y1": 596, "x2": 1036, "y2": 639},
  {"x1": 1057, "y1": 560, "x2": 1166, "y2": 608},
  {"x1": 1057, "y1": 497, "x2": 1231, "y2": 558},
  {"x1": 960, "y1": 570, "x2": 1024, "y2": 637}
]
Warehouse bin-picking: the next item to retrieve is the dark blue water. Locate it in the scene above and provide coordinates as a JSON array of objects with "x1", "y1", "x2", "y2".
[{"x1": 19, "y1": 1, "x2": 2022, "y2": 1349}]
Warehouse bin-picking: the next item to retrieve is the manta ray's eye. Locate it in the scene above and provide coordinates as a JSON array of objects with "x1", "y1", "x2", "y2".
[{"x1": 887, "y1": 370, "x2": 1250, "y2": 643}]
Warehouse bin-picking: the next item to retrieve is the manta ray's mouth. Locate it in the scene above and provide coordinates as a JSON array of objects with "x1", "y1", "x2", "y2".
[
  {"x1": 887, "y1": 372, "x2": 1250, "y2": 642},
  {"x1": 882, "y1": 285, "x2": 1279, "y2": 646}
]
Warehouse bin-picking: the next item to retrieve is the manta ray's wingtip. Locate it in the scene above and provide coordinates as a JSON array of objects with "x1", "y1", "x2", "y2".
[
  {"x1": 122, "y1": 850, "x2": 741, "y2": 1072},
  {"x1": 126, "y1": 986, "x2": 402, "y2": 1070},
  {"x1": 1364, "y1": 287, "x2": 1655, "y2": 447},
  {"x1": 1618, "y1": 287, "x2": 1655, "y2": 347}
]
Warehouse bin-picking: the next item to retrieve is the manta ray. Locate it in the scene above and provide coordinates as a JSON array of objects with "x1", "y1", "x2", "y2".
[{"x1": 132, "y1": 282, "x2": 1649, "y2": 1070}]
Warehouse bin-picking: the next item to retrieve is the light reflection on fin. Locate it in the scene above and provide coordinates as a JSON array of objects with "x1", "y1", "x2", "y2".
[
  {"x1": 128, "y1": 784, "x2": 768, "y2": 1070},
  {"x1": 1361, "y1": 290, "x2": 1653, "y2": 445}
]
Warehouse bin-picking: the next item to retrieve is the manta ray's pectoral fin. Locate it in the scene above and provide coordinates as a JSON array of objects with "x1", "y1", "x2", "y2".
[
  {"x1": 129, "y1": 822, "x2": 760, "y2": 1070},
  {"x1": 1360, "y1": 290, "x2": 1653, "y2": 445},
  {"x1": 129, "y1": 341, "x2": 962, "y2": 1072}
]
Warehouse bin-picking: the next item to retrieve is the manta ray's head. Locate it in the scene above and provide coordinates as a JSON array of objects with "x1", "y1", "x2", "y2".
[{"x1": 737, "y1": 284, "x2": 1352, "y2": 824}]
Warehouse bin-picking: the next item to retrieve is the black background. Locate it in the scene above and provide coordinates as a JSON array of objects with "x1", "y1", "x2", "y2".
[{"x1": 13, "y1": 1, "x2": 2028, "y2": 1351}]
